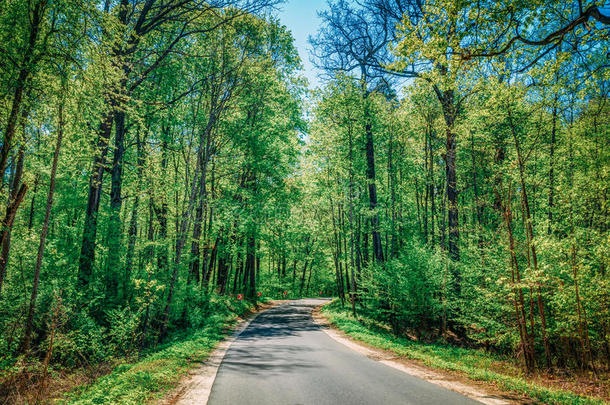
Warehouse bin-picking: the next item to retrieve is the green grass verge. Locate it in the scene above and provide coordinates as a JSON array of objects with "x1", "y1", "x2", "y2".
[
  {"x1": 321, "y1": 301, "x2": 607, "y2": 405},
  {"x1": 61, "y1": 302, "x2": 259, "y2": 404}
]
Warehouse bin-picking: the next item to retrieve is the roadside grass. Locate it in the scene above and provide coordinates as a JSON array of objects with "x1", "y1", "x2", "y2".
[
  {"x1": 61, "y1": 301, "x2": 258, "y2": 405},
  {"x1": 321, "y1": 301, "x2": 607, "y2": 405}
]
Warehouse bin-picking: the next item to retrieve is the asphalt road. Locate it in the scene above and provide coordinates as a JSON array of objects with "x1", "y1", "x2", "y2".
[{"x1": 208, "y1": 299, "x2": 481, "y2": 405}]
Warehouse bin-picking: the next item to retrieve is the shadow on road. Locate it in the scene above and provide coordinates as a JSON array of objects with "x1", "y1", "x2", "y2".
[
  {"x1": 239, "y1": 303, "x2": 322, "y2": 340},
  {"x1": 219, "y1": 301, "x2": 328, "y2": 376}
]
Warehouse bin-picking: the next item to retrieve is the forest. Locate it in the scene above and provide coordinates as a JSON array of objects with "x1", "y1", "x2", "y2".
[{"x1": 0, "y1": 0, "x2": 608, "y2": 403}]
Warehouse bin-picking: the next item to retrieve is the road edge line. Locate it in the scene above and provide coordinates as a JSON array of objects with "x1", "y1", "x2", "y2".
[
  {"x1": 163, "y1": 300, "x2": 286, "y2": 405},
  {"x1": 312, "y1": 304, "x2": 521, "y2": 405}
]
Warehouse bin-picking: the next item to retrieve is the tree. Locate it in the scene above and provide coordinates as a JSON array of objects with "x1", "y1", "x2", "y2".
[{"x1": 311, "y1": 0, "x2": 397, "y2": 264}]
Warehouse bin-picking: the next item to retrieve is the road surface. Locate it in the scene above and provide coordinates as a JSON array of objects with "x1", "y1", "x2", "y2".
[{"x1": 208, "y1": 299, "x2": 481, "y2": 405}]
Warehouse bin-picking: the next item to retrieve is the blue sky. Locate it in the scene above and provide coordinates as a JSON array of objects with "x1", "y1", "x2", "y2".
[{"x1": 275, "y1": 0, "x2": 328, "y2": 89}]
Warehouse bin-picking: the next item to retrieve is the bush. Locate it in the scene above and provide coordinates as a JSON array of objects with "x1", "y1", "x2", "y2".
[{"x1": 359, "y1": 242, "x2": 446, "y2": 336}]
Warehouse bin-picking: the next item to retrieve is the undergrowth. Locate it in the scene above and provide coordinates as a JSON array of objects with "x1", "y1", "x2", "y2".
[{"x1": 61, "y1": 299, "x2": 258, "y2": 404}]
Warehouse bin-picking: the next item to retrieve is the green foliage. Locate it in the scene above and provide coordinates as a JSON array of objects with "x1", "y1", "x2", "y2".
[
  {"x1": 0, "y1": 0, "x2": 608, "y2": 402},
  {"x1": 360, "y1": 244, "x2": 446, "y2": 335},
  {"x1": 0, "y1": 0, "x2": 326, "y2": 400},
  {"x1": 64, "y1": 295, "x2": 254, "y2": 404},
  {"x1": 53, "y1": 311, "x2": 110, "y2": 367}
]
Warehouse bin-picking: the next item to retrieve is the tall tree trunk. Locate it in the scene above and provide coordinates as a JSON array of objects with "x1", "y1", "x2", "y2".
[
  {"x1": 200, "y1": 203, "x2": 210, "y2": 286},
  {"x1": 363, "y1": 89, "x2": 384, "y2": 263},
  {"x1": 0, "y1": 184, "x2": 27, "y2": 293},
  {"x1": 0, "y1": 0, "x2": 45, "y2": 185},
  {"x1": 123, "y1": 131, "x2": 145, "y2": 302},
  {"x1": 348, "y1": 126, "x2": 357, "y2": 316},
  {"x1": 547, "y1": 94, "x2": 558, "y2": 235},
  {"x1": 77, "y1": 110, "x2": 114, "y2": 290},
  {"x1": 189, "y1": 122, "x2": 214, "y2": 286},
  {"x1": 434, "y1": 86, "x2": 460, "y2": 291},
  {"x1": 22, "y1": 96, "x2": 64, "y2": 353},
  {"x1": 233, "y1": 245, "x2": 242, "y2": 294},
  {"x1": 105, "y1": 108, "x2": 127, "y2": 302},
  {"x1": 471, "y1": 132, "x2": 484, "y2": 248},
  {"x1": 428, "y1": 130, "x2": 436, "y2": 246},
  {"x1": 155, "y1": 136, "x2": 170, "y2": 282},
  {"x1": 0, "y1": 138, "x2": 25, "y2": 292},
  {"x1": 246, "y1": 233, "x2": 256, "y2": 300},
  {"x1": 189, "y1": 185, "x2": 205, "y2": 285},
  {"x1": 216, "y1": 238, "x2": 229, "y2": 294},
  {"x1": 423, "y1": 127, "x2": 429, "y2": 243},
  {"x1": 507, "y1": 106, "x2": 552, "y2": 369},
  {"x1": 159, "y1": 146, "x2": 202, "y2": 341},
  {"x1": 328, "y1": 174, "x2": 345, "y2": 304},
  {"x1": 300, "y1": 260, "x2": 309, "y2": 294},
  {"x1": 306, "y1": 260, "x2": 314, "y2": 295},
  {"x1": 206, "y1": 233, "x2": 218, "y2": 280},
  {"x1": 496, "y1": 183, "x2": 536, "y2": 372},
  {"x1": 445, "y1": 125, "x2": 459, "y2": 259}
]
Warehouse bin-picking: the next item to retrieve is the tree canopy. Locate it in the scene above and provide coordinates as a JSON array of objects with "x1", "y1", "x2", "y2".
[{"x1": 0, "y1": 0, "x2": 608, "y2": 402}]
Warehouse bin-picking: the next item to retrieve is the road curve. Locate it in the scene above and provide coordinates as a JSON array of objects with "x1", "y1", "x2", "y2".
[{"x1": 208, "y1": 299, "x2": 481, "y2": 405}]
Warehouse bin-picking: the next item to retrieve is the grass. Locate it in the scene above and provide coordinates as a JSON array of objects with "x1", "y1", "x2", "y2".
[
  {"x1": 321, "y1": 300, "x2": 608, "y2": 405},
  {"x1": 61, "y1": 302, "x2": 259, "y2": 404}
]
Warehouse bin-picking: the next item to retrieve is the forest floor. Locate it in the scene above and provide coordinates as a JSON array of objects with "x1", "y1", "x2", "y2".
[
  {"x1": 319, "y1": 301, "x2": 609, "y2": 405},
  {"x1": 4, "y1": 299, "x2": 282, "y2": 405}
]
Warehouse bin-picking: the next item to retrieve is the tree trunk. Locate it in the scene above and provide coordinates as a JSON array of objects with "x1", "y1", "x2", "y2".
[
  {"x1": 437, "y1": 90, "x2": 461, "y2": 296},
  {"x1": 105, "y1": 109, "x2": 127, "y2": 302},
  {"x1": 496, "y1": 183, "x2": 536, "y2": 372},
  {"x1": 123, "y1": 132, "x2": 145, "y2": 302},
  {"x1": 434, "y1": 86, "x2": 460, "y2": 292},
  {"x1": 471, "y1": 132, "x2": 484, "y2": 248},
  {"x1": 216, "y1": 238, "x2": 229, "y2": 294},
  {"x1": 159, "y1": 146, "x2": 202, "y2": 341},
  {"x1": 328, "y1": 177, "x2": 345, "y2": 304},
  {"x1": 22, "y1": 96, "x2": 63, "y2": 353},
  {"x1": 77, "y1": 110, "x2": 114, "y2": 290},
  {"x1": 300, "y1": 260, "x2": 309, "y2": 294},
  {"x1": 423, "y1": 127, "x2": 429, "y2": 243},
  {"x1": 348, "y1": 126, "x2": 357, "y2": 316},
  {"x1": 362, "y1": 89, "x2": 383, "y2": 263},
  {"x1": 189, "y1": 184, "x2": 205, "y2": 285},
  {"x1": 0, "y1": 184, "x2": 27, "y2": 293},
  {"x1": 547, "y1": 95, "x2": 558, "y2": 235},
  {"x1": 0, "y1": 0, "x2": 45, "y2": 185},
  {"x1": 507, "y1": 106, "x2": 552, "y2": 369},
  {"x1": 445, "y1": 127, "x2": 459, "y2": 261},
  {"x1": 155, "y1": 136, "x2": 170, "y2": 282},
  {"x1": 0, "y1": 140, "x2": 25, "y2": 293},
  {"x1": 246, "y1": 233, "x2": 256, "y2": 300}
]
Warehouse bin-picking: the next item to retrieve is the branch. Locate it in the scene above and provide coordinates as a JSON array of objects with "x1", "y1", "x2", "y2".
[{"x1": 463, "y1": 4, "x2": 610, "y2": 60}]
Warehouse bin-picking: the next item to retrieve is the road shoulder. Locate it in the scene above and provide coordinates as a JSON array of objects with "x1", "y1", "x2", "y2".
[
  {"x1": 160, "y1": 300, "x2": 286, "y2": 405},
  {"x1": 312, "y1": 305, "x2": 531, "y2": 405}
]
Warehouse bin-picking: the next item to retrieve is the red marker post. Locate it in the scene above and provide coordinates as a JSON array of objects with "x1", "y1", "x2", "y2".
[{"x1": 283, "y1": 291, "x2": 288, "y2": 296}]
